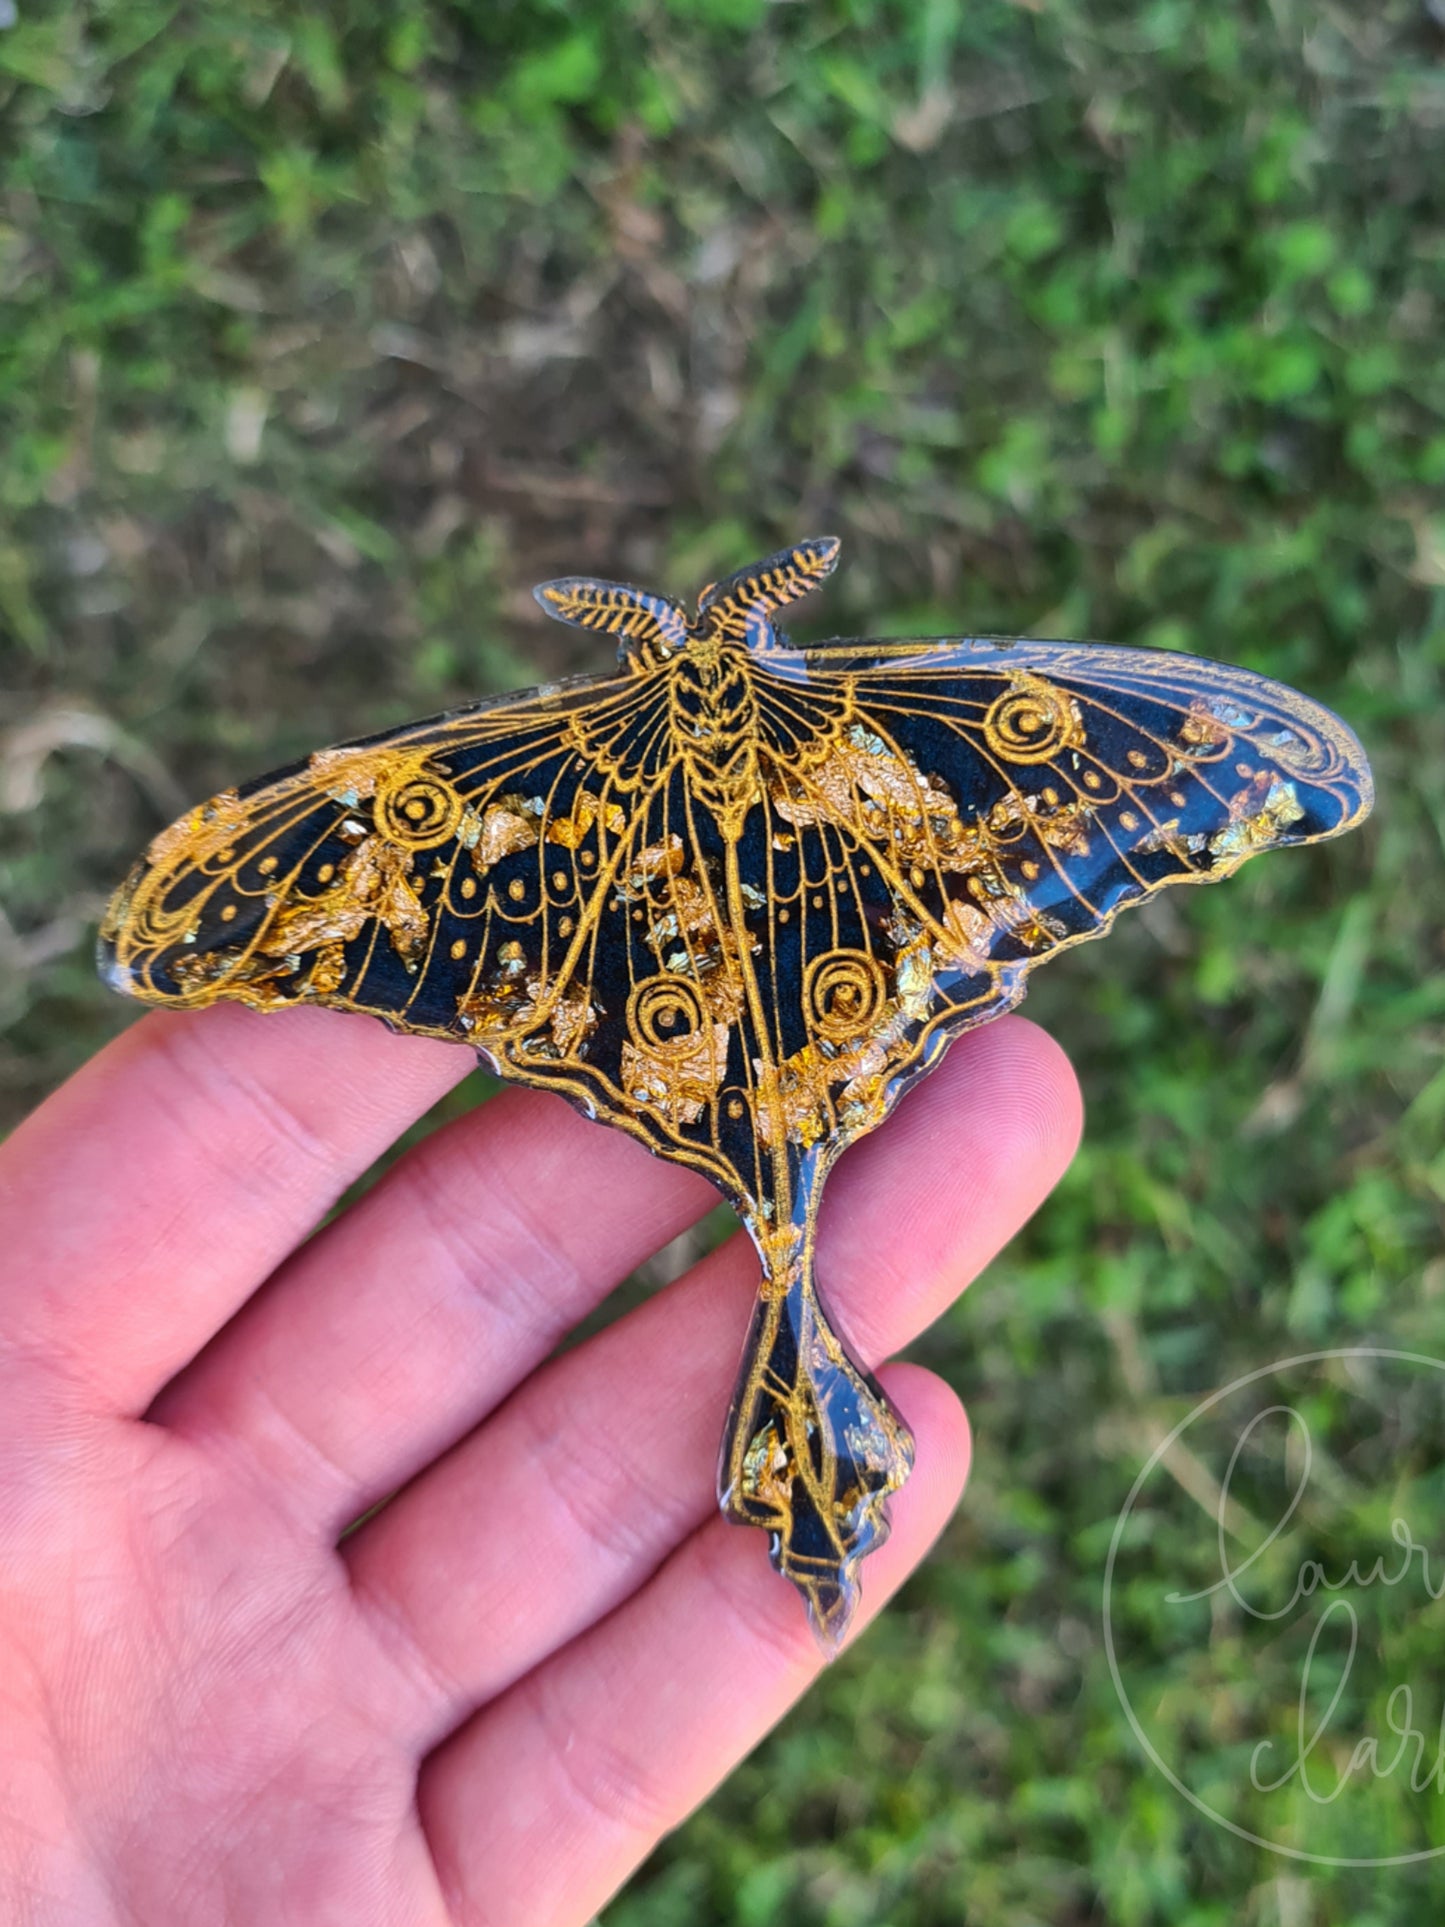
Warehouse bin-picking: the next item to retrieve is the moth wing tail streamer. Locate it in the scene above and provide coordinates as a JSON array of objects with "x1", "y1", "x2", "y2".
[
  {"x1": 718, "y1": 1235, "x2": 915, "y2": 1653},
  {"x1": 721, "y1": 633, "x2": 1373, "y2": 1643}
]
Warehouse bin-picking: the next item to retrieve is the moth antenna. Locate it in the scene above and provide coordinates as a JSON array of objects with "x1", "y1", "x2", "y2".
[
  {"x1": 696, "y1": 536, "x2": 841, "y2": 649},
  {"x1": 534, "y1": 576, "x2": 689, "y2": 669}
]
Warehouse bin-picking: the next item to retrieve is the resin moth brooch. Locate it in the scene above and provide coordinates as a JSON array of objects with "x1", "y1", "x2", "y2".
[{"x1": 100, "y1": 537, "x2": 1373, "y2": 1647}]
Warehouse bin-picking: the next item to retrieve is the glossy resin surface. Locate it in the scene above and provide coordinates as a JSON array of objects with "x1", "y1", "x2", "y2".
[{"x1": 100, "y1": 538, "x2": 1374, "y2": 1647}]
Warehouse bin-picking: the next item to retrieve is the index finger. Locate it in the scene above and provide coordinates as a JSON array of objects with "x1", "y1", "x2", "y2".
[{"x1": 0, "y1": 1003, "x2": 470, "y2": 1415}]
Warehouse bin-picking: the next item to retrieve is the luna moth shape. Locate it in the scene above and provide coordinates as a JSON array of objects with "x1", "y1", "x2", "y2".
[{"x1": 99, "y1": 538, "x2": 1374, "y2": 1647}]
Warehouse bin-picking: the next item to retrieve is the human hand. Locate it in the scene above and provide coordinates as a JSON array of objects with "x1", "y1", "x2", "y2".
[{"x1": 0, "y1": 1003, "x2": 1079, "y2": 1924}]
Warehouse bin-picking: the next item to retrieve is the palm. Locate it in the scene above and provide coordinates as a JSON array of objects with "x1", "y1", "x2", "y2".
[
  {"x1": 8, "y1": 1424, "x2": 436, "y2": 1920},
  {"x1": 0, "y1": 1002, "x2": 1078, "y2": 1924}
]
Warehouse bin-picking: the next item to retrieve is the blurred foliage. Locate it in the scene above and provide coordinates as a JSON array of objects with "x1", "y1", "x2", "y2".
[{"x1": 1, "y1": 0, "x2": 1443, "y2": 1921}]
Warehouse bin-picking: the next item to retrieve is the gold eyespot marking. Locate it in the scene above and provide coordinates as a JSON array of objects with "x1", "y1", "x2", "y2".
[
  {"x1": 450, "y1": 939, "x2": 466, "y2": 961},
  {"x1": 460, "y1": 876, "x2": 477, "y2": 899},
  {"x1": 507, "y1": 878, "x2": 526, "y2": 902},
  {"x1": 983, "y1": 675, "x2": 1085, "y2": 765},
  {"x1": 812, "y1": 895, "x2": 825, "y2": 910},
  {"x1": 258, "y1": 856, "x2": 278, "y2": 875},
  {"x1": 317, "y1": 862, "x2": 335, "y2": 883},
  {"x1": 1128, "y1": 749, "x2": 1149, "y2": 769},
  {"x1": 1236, "y1": 763, "x2": 1252, "y2": 779},
  {"x1": 551, "y1": 870, "x2": 567, "y2": 890},
  {"x1": 727, "y1": 1096, "x2": 745, "y2": 1119},
  {"x1": 860, "y1": 862, "x2": 871, "y2": 876},
  {"x1": 1022, "y1": 860, "x2": 1040, "y2": 881},
  {"x1": 559, "y1": 914, "x2": 574, "y2": 936},
  {"x1": 1082, "y1": 769, "x2": 1102, "y2": 790},
  {"x1": 1170, "y1": 790, "x2": 1187, "y2": 807},
  {"x1": 1043, "y1": 786, "x2": 1060, "y2": 806},
  {"x1": 806, "y1": 949, "x2": 887, "y2": 1043},
  {"x1": 1120, "y1": 810, "x2": 1139, "y2": 830},
  {"x1": 375, "y1": 767, "x2": 463, "y2": 850},
  {"x1": 220, "y1": 903, "x2": 237, "y2": 922},
  {"x1": 580, "y1": 850, "x2": 596, "y2": 868},
  {"x1": 779, "y1": 908, "x2": 790, "y2": 923},
  {"x1": 909, "y1": 865, "x2": 925, "y2": 888},
  {"x1": 628, "y1": 976, "x2": 707, "y2": 1049}
]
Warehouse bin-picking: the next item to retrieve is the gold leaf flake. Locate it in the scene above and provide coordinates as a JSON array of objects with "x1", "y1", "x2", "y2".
[
  {"x1": 308, "y1": 744, "x2": 412, "y2": 803},
  {"x1": 1209, "y1": 777, "x2": 1305, "y2": 859},
  {"x1": 545, "y1": 792, "x2": 627, "y2": 850},
  {"x1": 622, "y1": 1021, "x2": 731, "y2": 1126},
  {"x1": 474, "y1": 798, "x2": 540, "y2": 870},
  {"x1": 146, "y1": 790, "x2": 250, "y2": 869},
  {"x1": 263, "y1": 835, "x2": 427, "y2": 966}
]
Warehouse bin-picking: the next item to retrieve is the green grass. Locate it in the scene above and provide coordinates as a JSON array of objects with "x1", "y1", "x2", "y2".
[{"x1": 2, "y1": 2, "x2": 1443, "y2": 1922}]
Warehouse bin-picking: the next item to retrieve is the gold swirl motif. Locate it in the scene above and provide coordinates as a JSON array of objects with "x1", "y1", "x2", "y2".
[
  {"x1": 982, "y1": 675, "x2": 1083, "y2": 766},
  {"x1": 1263, "y1": 711, "x2": 1349, "y2": 784},
  {"x1": 374, "y1": 766, "x2": 464, "y2": 849},
  {"x1": 627, "y1": 973, "x2": 708, "y2": 1047},
  {"x1": 126, "y1": 880, "x2": 202, "y2": 952},
  {"x1": 805, "y1": 948, "x2": 888, "y2": 1043}
]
